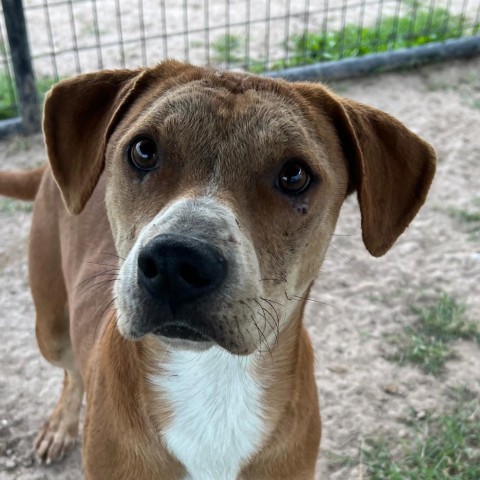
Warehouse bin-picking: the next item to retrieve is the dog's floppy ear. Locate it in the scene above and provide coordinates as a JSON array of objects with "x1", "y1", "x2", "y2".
[
  {"x1": 296, "y1": 83, "x2": 436, "y2": 257},
  {"x1": 43, "y1": 61, "x2": 190, "y2": 215},
  {"x1": 43, "y1": 69, "x2": 142, "y2": 214}
]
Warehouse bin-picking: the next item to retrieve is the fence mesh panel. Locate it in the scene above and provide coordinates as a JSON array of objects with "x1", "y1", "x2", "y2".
[{"x1": 1, "y1": 0, "x2": 479, "y2": 124}]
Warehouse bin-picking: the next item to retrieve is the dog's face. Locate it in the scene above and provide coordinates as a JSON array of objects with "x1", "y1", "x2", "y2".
[
  {"x1": 43, "y1": 61, "x2": 435, "y2": 355},
  {"x1": 105, "y1": 78, "x2": 349, "y2": 354}
]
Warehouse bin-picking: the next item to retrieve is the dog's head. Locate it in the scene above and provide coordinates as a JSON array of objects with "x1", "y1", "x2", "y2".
[{"x1": 44, "y1": 61, "x2": 435, "y2": 355}]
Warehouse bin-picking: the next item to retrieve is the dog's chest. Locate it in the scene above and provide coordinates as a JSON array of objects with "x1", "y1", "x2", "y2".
[{"x1": 150, "y1": 348, "x2": 265, "y2": 480}]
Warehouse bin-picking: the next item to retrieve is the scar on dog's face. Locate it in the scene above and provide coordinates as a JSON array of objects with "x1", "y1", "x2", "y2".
[{"x1": 106, "y1": 75, "x2": 349, "y2": 355}]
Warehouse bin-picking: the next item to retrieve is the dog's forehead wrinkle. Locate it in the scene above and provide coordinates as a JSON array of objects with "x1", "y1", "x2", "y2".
[{"x1": 152, "y1": 82, "x2": 306, "y2": 135}]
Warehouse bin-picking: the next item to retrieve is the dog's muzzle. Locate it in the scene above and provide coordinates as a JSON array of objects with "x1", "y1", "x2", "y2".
[{"x1": 136, "y1": 233, "x2": 228, "y2": 342}]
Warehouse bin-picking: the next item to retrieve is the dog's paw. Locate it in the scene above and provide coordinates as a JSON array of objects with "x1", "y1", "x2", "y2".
[
  {"x1": 34, "y1": 426, "x2": 76, "y2": 464},
  {"x1": 33, "y1": 403, "x2": 79, "y2": 464}
]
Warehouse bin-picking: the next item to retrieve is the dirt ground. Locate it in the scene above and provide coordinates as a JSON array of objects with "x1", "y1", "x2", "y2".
[{"x1": 0, "y1": 57, "x2": 479, "y2": 479}]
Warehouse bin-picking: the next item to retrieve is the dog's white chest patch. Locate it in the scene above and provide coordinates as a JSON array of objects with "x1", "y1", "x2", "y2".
[{"x1": 150, "y1": 347, "x2": 265, "y2": 480}]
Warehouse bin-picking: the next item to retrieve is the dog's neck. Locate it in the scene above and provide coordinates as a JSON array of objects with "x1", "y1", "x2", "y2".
[
  {"x1": 141, "y1": 306, "x2": 303, "y2": 478},
  {"x1": 148, "y1": 347, "x2": 265, "y2": 479},
  {"x1": 96, "y1": 303, "x2": 310, "y2": 478}
]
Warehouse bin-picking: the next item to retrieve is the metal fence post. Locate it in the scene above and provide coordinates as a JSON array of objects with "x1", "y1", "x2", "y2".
[{"x1": 2, "y1": 0, "x2": 40, "y2": 134}]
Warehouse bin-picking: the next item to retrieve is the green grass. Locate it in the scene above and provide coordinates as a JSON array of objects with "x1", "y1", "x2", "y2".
[
  {"x1": 447, "y1": 200, "x2": 480, "y2": 240},
  {"x1": 0, "y1": 198, "x2": 34, "y2": 214},
  {"x1": 0, "y1": 74, "x2": 56, "y2": 121},
  {"x1": 210, "y1": 7, "x2": 478, "y2": 72},
  {"x1": 212, "y1": 8, "x2": 471, "y2": 70},
  {"x1": 211, "y1": 34, "x2": 243, "y2": 64},
  {"x1": 389, "y1": 295, "x2": 479, "y2": 375},
  {"x1": 323, "y1": 449, "x2": 357, "y2": 471},
  {"x1": 0, "y1": 73, "x2": 18, "y2": 120},
  {"x1": 273, "y1": 7, "x2": 475, "y2": 70},
  {"x1": 211, "y1": 34, "x2": 266, "y2": 73},
  {"x1": 363, "y1": 386, "x2": 480, "y2": 479}
]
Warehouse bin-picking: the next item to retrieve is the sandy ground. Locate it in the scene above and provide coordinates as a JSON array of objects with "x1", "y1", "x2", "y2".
[{"x1": 0, "y1": 57, "x2": 480, "y2": 479}]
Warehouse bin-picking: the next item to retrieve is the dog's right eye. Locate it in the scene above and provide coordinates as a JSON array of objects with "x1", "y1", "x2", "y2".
[{"x1": 129, "y1": 137, "x2": 159, "y2": 171}]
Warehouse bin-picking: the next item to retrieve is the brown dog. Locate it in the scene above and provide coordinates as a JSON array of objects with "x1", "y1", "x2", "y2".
[{"x1": 0, "y1": 60, "x2": 435, "y2": 479}]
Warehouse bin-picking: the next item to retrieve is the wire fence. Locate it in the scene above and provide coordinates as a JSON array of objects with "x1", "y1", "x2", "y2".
[{"x1": 1, "y1": 0, "x2": 480, "y2": 135}]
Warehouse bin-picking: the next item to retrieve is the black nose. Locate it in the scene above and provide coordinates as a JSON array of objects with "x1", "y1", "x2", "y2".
[{"x1": 137, "y1": 234, "x2": 227, "y2": 306}]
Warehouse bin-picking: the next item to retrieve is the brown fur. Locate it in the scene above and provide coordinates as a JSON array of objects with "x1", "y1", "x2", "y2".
[
  {"x1": 0, "y1": 60, "x2": 435, "y2": 479},
  {"x1": 0, "y1": 164, "x2": 46, "y2": 201}
]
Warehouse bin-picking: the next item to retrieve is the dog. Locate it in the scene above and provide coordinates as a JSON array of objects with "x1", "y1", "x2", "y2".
[{"x1": 0, "y1": 60, "x2": 435, "y2": 479}]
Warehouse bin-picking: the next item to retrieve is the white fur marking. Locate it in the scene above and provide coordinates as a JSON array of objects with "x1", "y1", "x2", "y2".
[{"x1": 149, "y1": 347, "x2": 265, "y2": 480}]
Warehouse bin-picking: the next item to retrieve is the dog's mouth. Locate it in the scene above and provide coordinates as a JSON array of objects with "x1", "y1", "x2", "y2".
[{"x1": 152, "y1": 323, "x2": 211, "y2": 342}]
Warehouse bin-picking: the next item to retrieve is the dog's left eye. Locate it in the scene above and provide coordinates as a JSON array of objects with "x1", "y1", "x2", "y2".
[
  {"x1": 129, "y1": 137, "x2": 159, "y2": 171},
  {"x1": 276, "y1": 162, "x2": 312, "y2": 195}
]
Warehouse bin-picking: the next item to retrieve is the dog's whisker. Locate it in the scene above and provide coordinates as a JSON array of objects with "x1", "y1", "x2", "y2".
[
  {"x1": 257, "y1": 309, "x2": 272, "y2": 347},
  {"x1": 241, "y1": 316, "x2": 258, "y2": 352},
  {"x1": 248, "y1": 314, "x2": 264, "y2": 356},
  {"x1": 250, "y1": 313, "x2": 273, "y2": 361},
  {"x1": 260, "y1": 297, "x2": 282, "y2": 321},
  {"x1": 241, "y1": 299, "x2": 276, "y2": 357},
  {"x1": 260, "y1": 297, "x2": 284, "y2": 307},
  {"x1": 82, "y1": 278, "x2": 119, "y2": 295},
  {"x1": 100, "y1": 251, "x2": 126, "y2": 261},
  {"x1": 260, "y1": 297, "x2": 281, "y2": 345},
  {"x1": 81, "y1": 276, "x2": 119, "y2": 291},
  {"x1": 328, "y1": 244, "x2": 352, "y2": 265},
  {"x1": 86, "y1": 261, "x2": 121, "y2": 268},
  {"x1": 284, "y1": 291, "x2": 337, "y2": 309},
  {"x1": 233, "y1": 314, "x2": 248, "y2": 354},
  {"x1": 253, "y1": 298, "x2": 279, "y2": 348},
  {"x1": 75, "y1": 269, "x2": 121, "y2": 290},
  {"x1": 94, "y1": 296, "x2": 118, "y2": 340}
]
